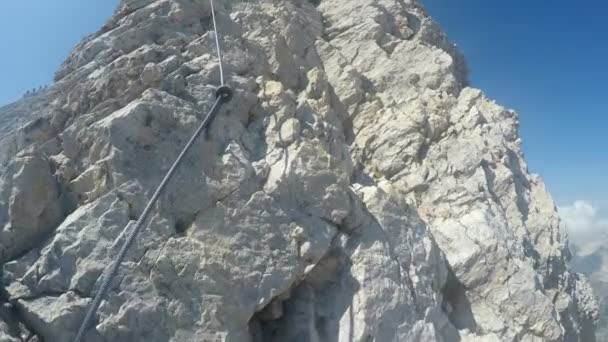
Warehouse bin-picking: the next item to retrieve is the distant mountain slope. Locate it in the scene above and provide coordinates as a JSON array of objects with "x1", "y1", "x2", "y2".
[{"x1": 572, "y1": 237, "x2": 608, "y2": 340}]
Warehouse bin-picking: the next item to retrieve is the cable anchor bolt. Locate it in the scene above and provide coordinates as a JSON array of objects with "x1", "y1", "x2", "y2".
[{"x1": 215, "y1": 85, "x2": 233, "y2": 102}]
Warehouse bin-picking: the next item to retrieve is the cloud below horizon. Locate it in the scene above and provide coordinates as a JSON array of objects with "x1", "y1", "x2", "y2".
[{"x1": 559, "y1": 200, "x2": 608, "y2": 246}]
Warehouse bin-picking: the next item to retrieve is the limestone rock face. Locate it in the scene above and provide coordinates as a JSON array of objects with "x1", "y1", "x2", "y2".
[{"x1": 0, "y1": 0, "x2": 598, "y2": 341}]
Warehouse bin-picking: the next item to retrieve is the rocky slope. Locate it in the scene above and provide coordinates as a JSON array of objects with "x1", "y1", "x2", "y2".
[
  {"x1": 571, "y1": 236, "x2": 608, "y2": 341},
  {"x1": 0, "y1": 0, "x2": 598, "y2": 341}
]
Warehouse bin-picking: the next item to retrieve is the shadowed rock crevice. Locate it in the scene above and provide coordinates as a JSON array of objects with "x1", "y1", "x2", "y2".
[
  {"x1": 0, "y1": 289, "x2": 43, "y2": 342},
  {"x1": 249, "y1": 245, "x2": 359, "y2": 342},
  {"x1": 441, "y1": 268, "x2": 476, "y2": 333}
]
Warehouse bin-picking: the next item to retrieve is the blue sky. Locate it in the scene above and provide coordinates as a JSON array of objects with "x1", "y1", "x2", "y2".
[
  {"x1": 0, "y1": 0, "x2": 118, "y2": 103},
  {"x1": 0, "y1": 1, "x2": 605, "y2": 213}
]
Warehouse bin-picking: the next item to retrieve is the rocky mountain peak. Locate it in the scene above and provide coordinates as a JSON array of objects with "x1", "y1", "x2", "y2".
[{"x1": 0, "y1": 0, "x2": 598, "y2": 341}]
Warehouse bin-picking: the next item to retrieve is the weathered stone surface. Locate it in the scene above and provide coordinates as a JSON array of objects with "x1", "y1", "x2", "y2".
[
  {"x1": 0, "y1": 151, "x2": 64, "y2": 264},
  {"x1": 0, "y1": 0, "x2": 597, "y2": 341}
]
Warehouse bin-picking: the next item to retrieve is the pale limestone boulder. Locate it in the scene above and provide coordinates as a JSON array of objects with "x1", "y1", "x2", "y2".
[
  {"x1": 15, "y1": 292, "x2": 91, "y2": 342},
  {"x1": 0, "y1": 152, "x2": 63, "y2": 264}
]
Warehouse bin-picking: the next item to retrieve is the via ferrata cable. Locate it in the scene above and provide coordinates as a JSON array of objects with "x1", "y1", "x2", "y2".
[{"x1": 72, "y1": 1, "x2": 232, "y2": 340}]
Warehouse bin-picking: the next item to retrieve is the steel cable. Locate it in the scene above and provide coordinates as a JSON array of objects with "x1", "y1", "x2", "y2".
[{"x1": 72, "y1": 0, "x2": 231, "y2": 340}]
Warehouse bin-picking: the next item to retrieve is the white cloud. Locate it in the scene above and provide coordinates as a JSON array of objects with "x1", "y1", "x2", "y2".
[{"x1": 558, "y1": 200, "x2": 608, "y2": 245}]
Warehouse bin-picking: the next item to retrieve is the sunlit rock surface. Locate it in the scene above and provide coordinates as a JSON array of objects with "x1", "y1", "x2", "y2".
[{"x1": 0, "y1": 0, "x2": 598, "y2": 341}]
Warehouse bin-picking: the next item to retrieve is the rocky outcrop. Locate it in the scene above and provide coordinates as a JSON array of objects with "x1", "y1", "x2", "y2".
[
  {"x1": 0, "y1": 0, "x2": 598, "y2": 341},
  {"x1": 571, "y1": 235, "x2": 608, "y2": 341}
]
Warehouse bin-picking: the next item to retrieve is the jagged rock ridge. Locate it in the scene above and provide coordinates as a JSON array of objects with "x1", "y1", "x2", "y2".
[
  {"x1": 0, "y1": 0, "x2": 598, "y2": 341},
  {"x1": 571, "y1": 235, "x2": 608, "y2": 341}
]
